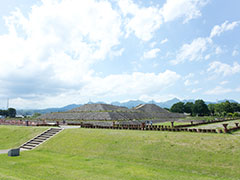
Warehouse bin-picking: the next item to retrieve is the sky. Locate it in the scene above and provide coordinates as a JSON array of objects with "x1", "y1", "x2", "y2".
[{"x1": 0, "y1": 0, "x2": 240, "y2": 109}]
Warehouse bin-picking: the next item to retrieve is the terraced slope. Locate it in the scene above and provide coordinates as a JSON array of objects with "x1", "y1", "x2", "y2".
[
  {"x1": 37, "y1": 103, "x2": 185, "y2": 122},
  {"x1": 133, "y1": 104, "x2": 169, "y2": 113}
]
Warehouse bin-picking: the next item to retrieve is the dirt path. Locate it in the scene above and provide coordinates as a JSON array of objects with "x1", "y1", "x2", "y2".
[
  {"x1": 188, "y1": 120, "x2": 240, "y2": 129},
  {"x1": 0, "y1": 149, "x2": 9, "y2": 154}
]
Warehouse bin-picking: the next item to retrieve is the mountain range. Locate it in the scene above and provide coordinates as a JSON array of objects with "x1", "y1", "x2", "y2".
[{"x1": 16, "y1": 98, "x2": 239, "y2": 115}]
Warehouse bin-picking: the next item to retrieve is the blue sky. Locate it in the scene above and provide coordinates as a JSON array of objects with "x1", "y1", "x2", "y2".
[{"x1": 0, "y1": 0, "x2": 240, "y2": 109}]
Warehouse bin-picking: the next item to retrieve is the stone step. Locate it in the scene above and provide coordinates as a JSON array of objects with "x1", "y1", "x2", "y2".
[
  {"x1": 43, "y1": 132, "x2": 56, "y2": 135},
  {"x1": 31, "y1": 138, "x2": 46, "y2": 142},
  {"x1": 19, "y1": 128, "x2": 63, "y2": 150},
  {"x1": 43, "y1": 133, "x2": 55, "y2": 136},
  {"x1": 34, "y1": 137, "x2": 47, "y2": 141},
  {"x1": 23, "y1": 144, "x2": 36, "y2": 147},
  {"x1": 20, "y1": 146, "x2": 34, "y2": 150},
  {"x1": 39, "y1": 135, "x2": 52, "y2": 138},
  {"x1": 28, "y1": 141, "x2": 41, "y2": 145}
]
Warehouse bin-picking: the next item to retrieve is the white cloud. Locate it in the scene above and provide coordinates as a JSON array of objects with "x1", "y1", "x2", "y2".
[
  {"x1": 215, "y1": 46, "x2": 223, "y2": 54},
  {"x1": 205, "y1": 54, "x2": 211, "y2": 60},
  {"x1": 207, "y1": 61, "x2": 240, "y2": 76},
  {"x1": 150, "y1": 42, "x2": 157, "y2": 48},
  {"x1": 184, "y1": 73, "x2": 194, "y2": 79},
  {"x1": 143, "y1": 48, "x2": 160, "y2": 59},
  {"x1": 171, "y1": 37, "x2": 212, "y2": 65},
  {"x1": 83, "y1": 70, "x2": 181, "y2": 97},
  {"x1": 160, "y1": 0, "x2": 208, "y2": 23},
  {"x1": 210, "y1": 20, "x2": 240, "y2": 38},
  {"x1": 184, "y1": 79, "x2": 199, "y2": 86},
  {"x1": 204, "y1": 86, "x2": 232, "y2": 95},
  {"x1": 118, "y1": 0, "x2": 208, "y2": 41},
  {"x1": 0, "y1": 0, "x2": 122, "y2": 99},
  {"x1": 232, "y1": 49, "x2": 239, "y2": 56},
  {"x1": 220, "y1": 81, "x2": 229, "y2": 85},
  {"x1": 160, "y1": 38, "x2": 168, "y2": 44},
  {"x1": 139, "y1": 94, "x2": 179, "y2": 103},
  {"x1": 9, "y1": 70, "x2": 181, "y2": 109},
  {"x1": 118, "y1": 0, "x2": 163, "y2": 41},
  {"x1": 191, "y1": 88, "x2": 202, "y2": 93}
]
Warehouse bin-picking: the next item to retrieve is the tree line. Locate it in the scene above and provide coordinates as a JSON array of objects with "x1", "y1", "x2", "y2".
[
  {"x1": 0, "y1": 108, "x2": 17, "y2": 118},
  {"x1": 170, "y1": 100, "x2": 240, "y2": 117}
]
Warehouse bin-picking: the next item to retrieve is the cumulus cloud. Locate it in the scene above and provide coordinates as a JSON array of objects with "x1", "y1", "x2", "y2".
[
  {"x1": 232, "y1": 49, "x2": 239, "y2": 56},
  {"x1": 191, "y1": 88, "x2": 202, "y2": 93},
  {"x1": 220, "y1": 81, "x2": 229, "y2": 85},
  {"x1": 0, "y1": 0, "x2": 207, "y2": 108},
  {"x1": 172, "y1": 20, "x2": 239, "y2": 65},
  {"x1": 118, "y1": 0, "x2": 208, "y2": 41},
  {"x1": 210, "y1": 20, "x2": 240, "y2": 38},
  {"x1": 160, "y1": 0, "x2": 208, "y2": 23},
  {"x1": 8, "y1": 69, "x2": 181, "y2": 109},
  {"x1": 160, "y1": 38, "x2": 168, "y2": 44},
  {"x1": 204, "y1": 86, "x2": 232, "y2": 95},
  {"x1": 207, "y1": 61, "x2": 240, "y2": 76},
  {"x1": 171, "y1": 37, "x2": 212, "y2": 65},
  {"x1": 184, "y1": 79, "x2": 199, "y2": 86},
  {"x1": 82, "y1": 70, "x2": 181, "y2": 97},
  {"x1": 118, "y1": 0, "x2": 163, "y2": 41},
  {"x1": 0, "y1": 0, "x2": 122, "y2": 99},
  {"x1": 143, "y1": 48, "x2": 160, "y2": 59}
]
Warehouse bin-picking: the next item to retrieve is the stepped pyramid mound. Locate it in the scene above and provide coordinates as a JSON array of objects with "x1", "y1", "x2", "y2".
[
  {"x1": 69, "y1": 104, "x2": 129, "y2": 112},
  {"x1": 38, "y1": 103, "x2": 185, "y2": 124},
  {"x1": 133, "y1": 104, "x2": 169, "y2": 113}
]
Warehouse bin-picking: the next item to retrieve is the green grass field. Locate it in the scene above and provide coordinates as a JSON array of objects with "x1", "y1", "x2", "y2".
[
  {"x1": 154, "y1": 121, "x2": 190, "y2": 126},
  {"x1": 0, "y1": 125, "x2": 47, "y2": 149},
  {"x1": 0, "y1": 127, "x2": 239, "y2": 180}
]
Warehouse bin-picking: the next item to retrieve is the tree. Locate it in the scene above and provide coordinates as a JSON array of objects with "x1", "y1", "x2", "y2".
[
  {"x1": 184, "y1": 102, "x2": 194, "y2": 115},
  {"x1": 223, "y1": 101, "x2": 233, "y2": 113},
  {"x1": 208, "y1": 104, "x2": 215, "y2": 116},
  {"x1": 231, "y1": 103, "x2": 240, "y2": 112},
  {"x1": 214, "y1": 103, "x2": 224, "y2": 116},
  {"x1": 170, "y1": 102, "x2": 184, "y2": 113},
  {"x1": 193, "y1": 99, "x2": 210, "y2": 116},
  {"x1": 0, "y1": 110, "x2": 8, "y2": 116},
  {"x1": 7, "y1": 108, "x2": 16, "y2": 118}
]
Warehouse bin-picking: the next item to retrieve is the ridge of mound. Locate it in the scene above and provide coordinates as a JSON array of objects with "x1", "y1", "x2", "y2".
[
  {"x1": 133, "y1": 104, "x2": 169, "y2": 113},
  {"x1": 68, "y1": 103, "x2": 129, "y2": 112}
]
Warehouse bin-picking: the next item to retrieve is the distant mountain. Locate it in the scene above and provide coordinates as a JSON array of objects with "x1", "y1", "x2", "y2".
[
  {"x1": 111, "y1": 100, "x2": 145, "y2": 108},
  {"x1": 16, "y1": 98, "x2": 239, "y2": 115},
  {"x1": 155, "y1": 98, "x2": 181, "y2": 108},
  {"x1": 17, "y1": 104, "x2": 81, "y2": 115},
  {"x1": 217, "y1": 99, "x2": 238, "y2": 103}
]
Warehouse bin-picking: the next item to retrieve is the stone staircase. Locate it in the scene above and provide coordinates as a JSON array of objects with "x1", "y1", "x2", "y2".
[{"x1": 19, "y1": 128, "x2": 63, "y2": 150}]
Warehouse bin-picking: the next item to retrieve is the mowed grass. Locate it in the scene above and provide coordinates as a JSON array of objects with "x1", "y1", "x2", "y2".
[
  {"x1": 0, "y1": 125, "x2": 47, "y2": 149},
  {"x1": 0, "y1": 128, "x2": 240, "y2": 180},
  {"x1": 154, "y1": 121, "x2": 190, "y2": 126}
]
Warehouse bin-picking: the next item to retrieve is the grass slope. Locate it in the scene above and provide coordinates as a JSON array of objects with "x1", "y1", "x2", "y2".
[
  {"x1": 0, "y1": 128, "x2": 240, "y2": 180},
  {"x1": 0, "y1": 126, "x2": 47, "y2": 149}
]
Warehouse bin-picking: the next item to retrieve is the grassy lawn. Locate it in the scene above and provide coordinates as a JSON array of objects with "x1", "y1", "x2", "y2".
[
  {"x1": 181, "y1": 116, "x2": 217, "y2": 121},
  {"x1": 0, "y1": 125, "x2": 47, "y2": 149},
  {"x1": 0, "y1": 128, "x2": 239, "y2": 180},
  {"x1": 154, "y1": 121, "x2": 190, "y2": 126}
]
